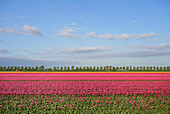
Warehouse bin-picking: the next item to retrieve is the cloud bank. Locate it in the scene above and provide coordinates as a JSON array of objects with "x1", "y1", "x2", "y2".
[
  {"x1": 0, "y1": 25, "x2": 43, "y2": 36},
  {"x1": 82, "y1": 43, "x2": 170, "y2": 59},
  {"x1": 0, "y1": 57, "x2": 80, "y2": 67},
  {"x1": 87, "y1": 32, "x2": 156, "y2": 40},
  {"x1": 22, "y1": 25, "x2": 43, "y2": 36},
  {"x1": 57, "y1": 28, "x2": 77, "y2": 39},
  {"x1": 0, "y1": 49, "x2": 9, "y2": 54},
  {"x1": 57, "y1": 46, "x2": 111, "y2": 54}
]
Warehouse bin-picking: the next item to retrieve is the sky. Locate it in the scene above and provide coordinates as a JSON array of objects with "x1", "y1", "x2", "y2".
[{"x1": 0, "y1": 0, "x2": 170, "y2": 68}]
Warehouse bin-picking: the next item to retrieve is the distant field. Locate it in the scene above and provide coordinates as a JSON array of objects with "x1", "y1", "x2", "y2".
[
  {"x1": 0, "y1": 72, "x2": 170, "y2": 113},
  {"x1": 0, "y1": 72, "x2": 170, "y2": 80}
]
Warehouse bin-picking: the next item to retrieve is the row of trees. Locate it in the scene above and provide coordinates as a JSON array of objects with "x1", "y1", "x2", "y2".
[
  {"x1": 0, "y1": 66, "x2": 170, "y2": 71},
  {"x1": 0, "y1": 66, "x2": 45, "y2": 71}
]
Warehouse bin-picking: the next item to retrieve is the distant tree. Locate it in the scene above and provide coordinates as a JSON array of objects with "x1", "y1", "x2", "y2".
[
  {"x1": 53, "y1": 66, "x2": 56, "y2": 71},
  {"x1": 7, "y1": 66, "x2": 10, "y2": 71},
  {"x1": 67, "y1": 67, "x2": 70, "y2": 71},
  {"x1": 28, "y1": 66, "x2": 31, "y2": 71},
  {"x1": 150, "y1": 66, "x2": 152, "y2": 71},
  {"x1": 35, "y1": 66, "x2": 38, "y2": 71},
  {"x1": 64, "y1": 67, "x2": 66, "y2": 71},
  {"x1": 139, "y1": 66, "x2": 142, "y2": 71},
  {"x1": 48, "y1": 68, "x2": 52, "y2": 71},
  {"x1": 136, "y1": 66, "x2": 139, "y2": 71},
  {"x1": 31, "y1": 67, "x2": 34, "y2": 71},
  {"x1": 0, "y1": 66, "x2": 2, "y2": 71},
  {"x1": 57, "y1": 66, "x2": 59, "y2": 71},
  {"x1": 93, "y1": 66, "x2": 96, "y2": 71},
  {"x1": 14, "y1": 66, "x2": 17, "y2": 71},
  {"x1": 123, "y1": 66, "x2": 125, "y2": 70},
  {"x1": 10, "y1": 66, "x2": 13, "y2": 71},
  {"x1": 106, "y1": 66, "x2": 109, "y2": 71},
  {"x1": 116, "y1": 66, "x2": 119, "y2": 70},
  {"x1": 39, "y1": 65, "x2": 45, "y2": 71},
  {"x1": 160, "y1": 67, "x2": 163, "y2": 71},
  {"x1": 130, "y1": 66, "x2": 132, "y2": 71},
  {"x1": 83, "y1": 66, "x2": 85, "y2": 71},
  {"x1": 143, "y1": 66, "x2": 146, "y2": 71},
  {"x1": 21, "y1": 66, "x2": 24, "y2": 71},
  {"x1": 109, "y1": 66, "x2": 112, "y2": 71},
  {"x1": 167, "y1": 66, "x2": 170, "y2": 71},
  {"x1": 78, "y1": 67, "x2": 80, "y2": 71},
  {"x1": 157, "y1": 66, "x2": 159, "y2": 71},
  {"x1": 153, "y1": 66, "x2": 156, "y2": 71},
  {"x1": 17, "y1": 66, "x2": 20, "y2": 71},
  {"x1": 163, "y1": 66, "x2": 166, "y2": 71},
  {"x1": 112, "y1": 66, "x2": 116, "y2": 71},
  {"x1": 133, "y1": 66, "x2": 136, "y2": 71},
  {"x1": 76, "y1": 67, "x2": 79, "y2": 71},
  {"x1": 60, "y1": 67, "x2": 63, "y2": 71},
  {"x1": 90, "y1": 67, "x2": 92, "y2": 71},
  {"x1": 87, "y1": 67, "x2": 89, "y2": 71},
  {"x1": 104, "y1": 67, "x2": 106, "y2": 71},
  {"x1": 2, "y1": 66, "x2": 6, "y2": 71},
  {"x1": 100, "y1": 66, "x2": 103, "y2": 71},
  {"x1": 71, "y1": 66, "x2": 74, "y2": 71},
  {"x1": 126, "y1": 66, "x2": 129, "y2": 71},
  {"x1": 147, "y1": 66, "x2": 149, "y2": 71},
  {"x1": 79, "y1": 67, "x2": 82, "y2": 71},
  {"x1": 97, "y1": 67, "x2": 99, "y2": 71},
  {"x1": 24, "y1": 66, "x2": 28, "y2": 71}
]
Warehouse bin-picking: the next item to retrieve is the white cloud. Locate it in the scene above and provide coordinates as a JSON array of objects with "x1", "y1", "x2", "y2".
[
  {"x1": 137, "y1": 32, "x2": 156, "y2": 39},
  {"x1": 131, "y1": 43, "x2": 170, "y2": 50},
  {"x1": 0, "y1": 25, "x2": 43, "y2": 36},
  {"x1": 82, "y1": 43, "x2": 170, "y2": 59},
  {"x1": 82, "y1": 49, "x2": 170, "y2": 59},
  {"x1": 87, "y1": 32, "x2": 157, "y2": 40},
  {"x1": 71, "y1": 23, "x2": 77, "y2": 26},
  {"x1": 131, "y1": 20, "x2": 137, "y2": 23},
  {"x1": 57, "y1": 46, "x2": 111, "y2": 54},
  {"x1": 0, "y1": 49, "x2": 9, "y2": 54},
  {"x1": 22, "y1": 25, "x2": 43, "y2": 36},
  {"x1": 0, "y1": 27, "x2": 23, "y2": 35},
  {"x1": 57, "y1": 28, "x2": 77, "y2": 39},
  {"x1": 44, "y1": 48, "x2": 52, "y2": 51}
]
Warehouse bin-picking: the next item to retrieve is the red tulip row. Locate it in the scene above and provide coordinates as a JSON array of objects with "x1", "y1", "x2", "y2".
[
  {"x1": 0, "y1": 81, "x2": 169, "y2": 95},
  {"x1": 0, "y1": 73, "x2": 170, "y2": 80}
]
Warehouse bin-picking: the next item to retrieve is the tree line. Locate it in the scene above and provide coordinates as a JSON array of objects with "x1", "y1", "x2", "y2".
[{"x1": 0, "y1": 65, "x2": 170, "y2": 71}]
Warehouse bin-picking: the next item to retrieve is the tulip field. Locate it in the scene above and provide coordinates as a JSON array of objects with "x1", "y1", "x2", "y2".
[{"x1": 0, "y1": 72, "x2": 170, "y2": 113}]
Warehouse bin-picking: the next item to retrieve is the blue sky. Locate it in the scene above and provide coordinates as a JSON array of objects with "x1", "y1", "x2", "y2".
[{"x1": 0, "y1": 0, "x2": 170, "y2": 67}]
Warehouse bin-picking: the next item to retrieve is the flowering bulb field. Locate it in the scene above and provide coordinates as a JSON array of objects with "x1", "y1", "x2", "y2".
[
  {"x1": 0, "y1": 72, "x2": 170, "y2": 113},
  {"x1": 0, "y1": 72, "x2": 170, "y2": 80}
]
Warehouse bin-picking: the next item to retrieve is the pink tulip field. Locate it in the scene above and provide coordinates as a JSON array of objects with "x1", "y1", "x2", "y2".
[
  {"x1": 0, "y1": 72, "x2": 170, "y2": 113},
  {"x1": 0, "y1": 72, "x2": 170, "y2": 80}
]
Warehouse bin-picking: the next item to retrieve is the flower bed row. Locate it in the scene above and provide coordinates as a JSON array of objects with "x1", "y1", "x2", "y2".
[
  {"x1": 0, "y1": 73, "x2": 170, "y2": 80},
  {"x1": 0, "y1": 81, "x2": 169, "y2": 95},
  {"x1": 0, "y1": 94, "x2": 169, "y2": 113}
]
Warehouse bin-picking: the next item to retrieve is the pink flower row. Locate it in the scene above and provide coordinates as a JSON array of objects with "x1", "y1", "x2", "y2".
[
  {"x1": 0, "y1": 81, "x2": 169, "y2": 95},
  {"x1": 0, "y1": 73, "x2": 170, "y2": 80}
]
